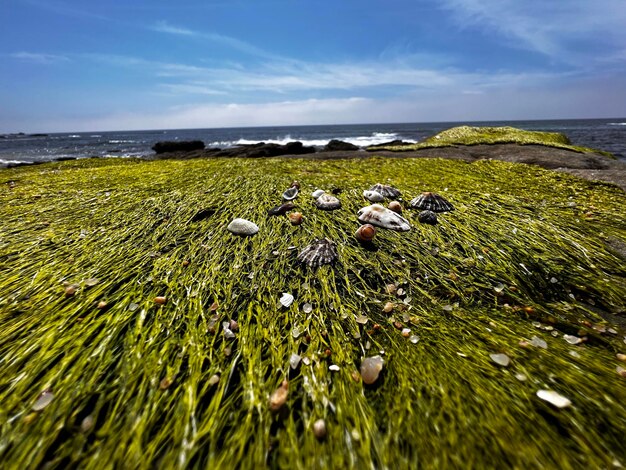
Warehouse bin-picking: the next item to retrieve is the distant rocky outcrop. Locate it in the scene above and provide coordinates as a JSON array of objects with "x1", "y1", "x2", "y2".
[
  {"x1": 322, "y1": 140, "x2": 359, "y2": 151},
  {"x1": 150, "y1": 141, "x2": 316, "y2": 159},
  {"x1": 152, "y1": 140, "x2": 205, "y2": 154}
]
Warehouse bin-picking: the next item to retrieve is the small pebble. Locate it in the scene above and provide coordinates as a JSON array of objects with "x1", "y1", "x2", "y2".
[
  {"x1": 154, "y1": 296, "x2": 167, "y2": 305},
  {"x1": 530, "y1": 336, "x2": 548, "y2": 349},
  {"x1": 383, "y1": 302, "x2": 394, "y2": 313},
  {"x1": 563, "y1": 334, "x2": 583, "y2": 345},
  {"x1": 329, "y1": 365, "x2": 340, "y2": 372},
  {"x1": 64, "y1": 285, "x2": 77, "y2": 297},
  {"x1": 159, "y1": 377, "x2": 173, "y2": 390},
  {"x1": 289, "y1": 353, "x2": 301, "y2": 369},
  {"x1": 229, "y1": 319, "x2": 239, "y2": 331},
  {"x1": 409, "y1": 335, "x2": 420, "y2": 344},
  {"x1": 302, "y1": 357, "x2": 311, "y2": 366},
  {"x1": 360, "y1": 355, "x2": 384, "y2": 385},
  {"x1": 569, "y1": 350, "x2": 581, "y2": 358},
  {"x1": 302, "y1": 303, "x2": 313, "y2": 314},
  {"x1": 515, "y1": 373, "x2": 527, "y2": 381},
  {"x1": 386, "y1": 284, "x2": 397, "y2": 295},
  {"x1": 490, "y1": 353, "x2": 510, "y2": 367},
  {"x1": 355, "y1": 314, "x2": 368, "y2": 325},
  {"x1": 80, "y1": 415, "x2": 94, "y2": 433},
  {"x1": 536, "y1": 389, "x2": 572, "y2": 408},
  {"x1": 269, "y1": 380, "x2": 289, "y2": 412},
  {"x1": 401, "y1": 328, "x2": 411, "y2": 337},
  {"x1": 208, "y1": 374, "x2": 220, "y2": 386},
  {"x1": 617, "y1": 366, "x2": 626, "y2": 378},
  {"x1": 97, "y1": 301, "x2": 108, "y2": 310},
  {"x1": 84, "y1": 278, "x2": 99, "y2": 287},
  {"x1": 313, "y1": 419, "x2": 327, "y2": 440},
  {"x1": 617, "y1": 353, "x2": 626, "y2": 362},
  {"x1": 32, "y1": 390, "x2": 54, "y2": 411},
  {"x1": 128, "y1": 303, "x2": 139, "y2": 312}
]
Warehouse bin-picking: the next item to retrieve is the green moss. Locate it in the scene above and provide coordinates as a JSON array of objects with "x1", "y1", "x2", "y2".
[
  {"x1": 376, "y1": 125, "x2": 614, "y2": 156},
  {"x1": 0, "y1": 157, "x2": 625, "y2": 468}
]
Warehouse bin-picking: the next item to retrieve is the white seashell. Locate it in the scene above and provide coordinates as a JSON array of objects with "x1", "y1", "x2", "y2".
[
  {"x1": 312, "y1": 189, "x2": 325, "y2": 199},
  {"x1": 315, "y1": 194, "x2": 341, "y2": 211},
  {"x1": 282, "y1": 186, "x2": 299, "y2": 201},
  {"x1": 490, "y1": 353, "x2": 510, "y2": 367},
  {"x1": 363, "y1": 190, "x2": 384, "y2": 202},
  {"x1": 536, "y1": 389, "x2": 572, "y2": 408},
  {"x1": 357, "y1": 204, "x2": 411, "y2": 232},
  {"x1": 227, "y1": 218, "x2": 259, "y2": 236},
  {"x1": 280, "y1": 293, "x2": 294, "y2": 308}
]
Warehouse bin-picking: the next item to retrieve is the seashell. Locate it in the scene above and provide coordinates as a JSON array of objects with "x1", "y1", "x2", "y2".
[
  {"x1": 536, "y1": 389, "x2": 571, "y2": 408},
  {"x1": 409, "y1": 192, "x2": 454, "y2": 212},
  {"x1": 369, "y1": 183, "x2": 401, "y2": 199},
  {"x1": 290, "y1": 180, "x2": 300, "y2": 189},
  {"x1": 297, "y1": 238, "x2": 338, "y2": 267},
  {"x1": 360, "y1": 355, "x2": 384, "y2": 384},
  {"x1": 279, "y1": 293, "x2": 294, "y2": 308},
  {"x1": 355, "y1": 224, "x2": 376, "y2": 243},
  {"x1": 268, "y1": 202, "x2": 296, "y2": 216},
  {"x1": 288, "y1": 212, "x2": 304, "y2": 225},
  {"x1": 363, "y1": 190, "x2": 384, "y2": 202},
  {"x1": 417, "y1": 210, "x2": 438, "y2": 225},
  {"x1": 315, "y1": 194, "x2": 341, "y2": 211},
  {"x1": 227, "y1": 218, "x2": 259, "y2": 236},
  {"x1": 312, "y1": 189, "x2": 325, "y2": 199},
  {"x1": 32, "y1": 390, "x2": 54, "y2": 411},
  {"x1": 313, "y1": 419, "x2": 327, "y2": 440},
  {"x1": 282, "y1": 186, "x2": 299, "y2": 201},
  {"x1": 388, "y1": 201, "x2": 403, "y2": 214},
  {"x1": 269, "y1": 380, "x2": 289, "y2": 412},
  {"x1": 357, "y1": 204, "x2": 411, "y2": 232}
]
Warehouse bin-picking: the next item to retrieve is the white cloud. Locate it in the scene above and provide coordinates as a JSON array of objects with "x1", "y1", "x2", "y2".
[{"x1": 10, "y1": 51, "x2": 70, "y2": 64}]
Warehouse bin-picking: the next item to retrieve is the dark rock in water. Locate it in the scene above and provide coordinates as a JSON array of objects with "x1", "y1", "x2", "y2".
[
  {"x1": 152, "y1": 140, "x2": 205, "y2": 154},
  {"x1": 55, "y1": 156, "x2": 77, "y2": 162},
  {"x1": 29, "y1": 133, "x2": 49, "y2": 137},
  {"x1": 216, "y1": 141, "x2": 315, "y2": 158},
  {"x1": 284, "y1": 141, "x2": 315, "y2": 155},
  {"x1": 366, "y1": 140, "x2": 410, "y2": 150},
  {"x1": 323, "y1": 140, "x2": 359, "y2": 152}
]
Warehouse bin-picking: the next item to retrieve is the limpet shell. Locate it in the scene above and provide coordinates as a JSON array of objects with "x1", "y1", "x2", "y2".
[
  {"x1": 409, "y1": 192, "x2": 454, "y2": 212},
  {"x1": 282, "y1": 186, "x2": 299, "y2": 201},
  {"x1": 227, "y1": 218, "x2": 259, "y2": 236},
  {"x1": 369, "y1": 183, "x2": 401, "y2": 199},
  {"x1": 363, "y1": 190, "x2": 384, "y2": 202},
  {"x1": 297, "y1": 238, "x2": 338, "y2": 267}
]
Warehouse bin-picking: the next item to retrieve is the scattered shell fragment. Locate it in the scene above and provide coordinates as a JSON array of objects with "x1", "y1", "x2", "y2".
[
  {"x1": 302, "y1": 303, "x2": 313, "y2": 314},
  {"x1": 401, "y1": 328, "x2": 411, "y2": 337},
  {"x1": 369, "y1": 183, "x2": 401, "y2": 199},
  {"x1": 515, "y1": 373, "x2": 527, "y2": 381},
  {"x1": 154, "y1": 296, "x2": 167, "y2": 305},
  {"x1": 313, "y1": 419, "x2": 327, "y2": 440},
  {"x1": 355, "y1": 314, "x2": 369, "y2": 324},
  {"x1": 417, "y1": 210, "x2": 438, "y2": 225},
  {"x1": 360, "y1": 355, "x2": 384, "y2": 385},
  {"x1": 388, "y1": 201, "x2": 403, "y2": 214},
  {"x1": 329, "y1": 364, "x2": 340, "y2": 372},
  {"x1": 64, "y1": 285, "x2": 78, "y2": 297},
  {"x1": 312, "y1": 189, "x2": 325, "y2": 199},
  {"x1": 289, "y1": 353, "x2": 301, "y2": 369},
  {"x1": 227, "y1": 218, "x2": 259, "y2": 236},
  {"x1": 84, "y1": 278, "x2": 99, "y2": 287},
  {"x1": 383, "y1": 302, "x2": 394, "y2": 313},
  {"x1": 409, "y1": 335, "x2": 420, "y2": 344},
  {"x1": 97, "y1": 301, "x2": 108, "y2": 310},
  {"x1": 80, "y1": 415, "x2": 94, "y2": 433},
  {"x1": 159, "y1": 377, "x2": 173, "y2": 390},
  {"x1": 617, "y1": 366, "x2": 626, "y2": 378},
  {"x1": 288, "y1": 212, "x2": 304, "y2": 225},
  {"x1": 282, "y1": 186, "x2": 299, "y2": 201},
  {"x1": 208, "y1": 374, "x2": 220, "y2": 386},
  {"x1": 537, "y1": 389, "x2": 572, "y2": 408},
  {"x1": 357, "y1": 204, "x2": 411, "y2": 231},
  {"x1": 409, "y1": 192, "x2": 454, "y2": 212},
  {"x1": 490, "y1": 353, "x2": 510, "y2": 367},
  {"x1": 128, "y1": 302, "x2": 139, "y2": 312},
  {"x1": 32, "y1": 390, "x2": 54, "y2": 411},
  {"x1": 297, "y1": 238, "x2": 338, "y2": 267},
  {"x1": 363, "y1": 190, "x2": 384, "y2": 202},
  {"x1": 269, "y1": 380, "x2": 289, "y2": 412},
  {"x1": 563, "y1": 334, "x2": 583, "y2": 345},
  {"x1": 530, "y1": 336, "x2": 547, "y2": 349},
  {"x1": 315, "y1": 193, "x2": 341, "y2": 211},
  {"x1": 279, "y1": 293, "x2": 294, "y2": 308},
  {"x1": 617, "y1": 353, "x2": 626, "y2": 362},
  {"x1": 355, "y1": 224, "x2": 376, "y2": 243},
  {"x1": 268, "y1": 202, "x2": 296, "y2": 216}
]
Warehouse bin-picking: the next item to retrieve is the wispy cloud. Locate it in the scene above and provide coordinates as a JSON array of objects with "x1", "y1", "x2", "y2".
[
  {"x1": 438, "y1": 0, "x2": 626, "y2": 65},
  {"x1": 150, "y1": 21, "x2": 195, "y2": 36},
  {"x1": 10, "y1": 51, "x2": 70, "y2": 64}
]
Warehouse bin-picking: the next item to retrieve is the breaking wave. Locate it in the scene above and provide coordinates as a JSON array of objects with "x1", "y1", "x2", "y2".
[{"x1": 208, "y1": 132, "x2": 414, "y2": 149}]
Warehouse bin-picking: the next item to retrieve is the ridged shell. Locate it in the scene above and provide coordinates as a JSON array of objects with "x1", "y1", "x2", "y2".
[
  {"x1": 409, "y1": 192, "x2": 454, "y2": 212},
  {"x1": 355, "y1": 224, "x2": 376, "y2": 243},
  {"x1": 279, "y1": 292, "x2": 294, "y2": 308},
  {"x1": 268, "y1": 202, "x2": 296, "y2": 216},
  {"x1": 363, "y1": 190, "x2": 384, "y2": 202},
  {"x1": 312, "y1": 189, "x2": 325, "y2": 199},
  {"x1": 282, "y1": 186, "x2": 299, "y2": 201},
  {"x1": 315, "y1": 194, "x2": 341, "y2": 211},
  {"x1": 297, "y1": 238, "x2": 338, "y2": 267},
  {"x1": 417, "y1": 210, "x2": 438, "y2": 225},
  {"x1": 227, "y1": 218, "x2": 259, "y2": 236},
  {"x1": 357, "y1": 204, "x2": 411, "y2": 232},
  {"x1": 369, "y1": 184, "x2": 401, "y2": 199}
]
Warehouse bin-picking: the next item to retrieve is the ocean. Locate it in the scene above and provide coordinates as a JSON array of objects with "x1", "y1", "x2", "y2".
[{"x1": 1, "y1": 118, "x2": 625, "y2": 167}]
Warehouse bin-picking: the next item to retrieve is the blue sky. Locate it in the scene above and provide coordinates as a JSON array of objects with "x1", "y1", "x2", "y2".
[{"x1": 2, "y1": 0, "x2": 626, "y2": 132}]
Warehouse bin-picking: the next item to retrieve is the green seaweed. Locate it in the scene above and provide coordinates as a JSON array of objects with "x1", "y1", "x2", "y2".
[
  {"x1": 375, "y1": 126, "x2": 615, "y2": 157},
  {"x1": 0, "y1": 156, "x2": 625, "y2": 469}
]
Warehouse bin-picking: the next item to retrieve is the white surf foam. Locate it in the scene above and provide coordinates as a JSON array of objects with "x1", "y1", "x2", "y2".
[
  {"x1": 607, "y1": 122, "x2": 626, "y2": 126},
  {"x1": 0, "y1": 158, "x2": 31, "y2": 165},
  {"x1": 208, "y1": 132, "x2": 415, "y2": 149}
]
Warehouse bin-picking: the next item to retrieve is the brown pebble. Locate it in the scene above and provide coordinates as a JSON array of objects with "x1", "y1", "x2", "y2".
[
  {"x1": 313, "y1": 419, "x2": 327, "y2": 440},
  {"x1": 518, "y1": 340, "x2": 531, "y2": 349},
  {"x1": 617, "y1": 353, "x2": 626, "y2": 362},
  {"x1": 182, "y1": 260, "x2": 190, "y2": 267},
  {"x1": 209, "y1": 301, "x2": 219, "y2": 311},
  {"x1": 154, "y1": 296, "x2": 167, "y2": 305},
  {"x1": 229, "y1": 319, "x2": 239, "y2": 331},
  {"x1": 269, "y1": 380, "x2": 289, "y2": 412},
  {"x1": 385, "y1": 284, "x2": 397, "y2": 295},
  {"x1": 383, "y1": 302, "x2": 394, "y2": 313},
  {"x1": 373, "y1": 323, "x2": 381, "y2": 331},
  {"x1": 97, "y1": 301, "x2": 108, "y2": 310},
  {"x1": 288, "y1": 212, "x2": 304, "y2": 226},
  {"x1": 64, "y1": 285, "x2": 77, "y2": 297},
  {"x1": 388, "y1": 201, "x2": 402, "y2": 214},
  {"x1": 290, "y1": 180, "x2": 300, "y2": 189},
  {"x1": 393, "y1": 321, "x2": 403, "y2": 330}
]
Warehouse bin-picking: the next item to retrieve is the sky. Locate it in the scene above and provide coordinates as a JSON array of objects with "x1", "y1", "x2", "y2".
[{"x1": 2, "y1": 0, "x2": 626, "y2": 132}]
